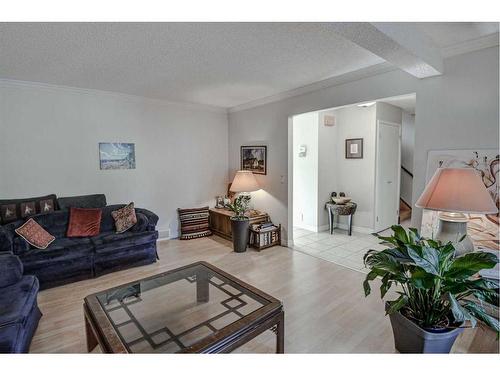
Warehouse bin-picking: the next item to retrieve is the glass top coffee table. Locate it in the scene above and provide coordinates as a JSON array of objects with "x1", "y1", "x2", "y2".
[{"x1": 83, "y1": 261, "x2": 284, "y2": 353}]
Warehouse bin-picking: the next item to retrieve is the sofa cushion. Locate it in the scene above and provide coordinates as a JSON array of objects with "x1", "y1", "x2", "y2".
[
  {"x1": 57, "y1": 194, "x2": 107, "y2": 210},
  {"x1": 0, "y1": 275, "x2": 39, "y2": 327},
  {"x1": 15, "y1": 218, "x2": 55, "y2": 250},
  {"x1": 0, "y1": 254, "x2": 23, "y2": 288},
  {"x1": 0, "y1": 194, "x2": 57, "y2": 224},
  {"x1": 111, "y1": 202, "x2": 137, "y2": 233},
  {"x1": 67, "y1": 207, "x2": 102, "y2": 237},
  {"x1": 25, "y1": 210, "x2": 70, "y2": 239},
  {"x1": 91, "y1": 231, "x2": 158, "y2": 254},
  {"x1": 18, "y1": 237, "x2": 94, "y2": 266}
]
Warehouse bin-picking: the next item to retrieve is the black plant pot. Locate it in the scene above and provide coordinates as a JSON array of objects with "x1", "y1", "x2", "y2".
[
  {"x1": 387, "y1": 303, "x2": 463, "y2": 353},
  {"x1": 230, "y1": 217, "x2": 250, "y2": 253}
]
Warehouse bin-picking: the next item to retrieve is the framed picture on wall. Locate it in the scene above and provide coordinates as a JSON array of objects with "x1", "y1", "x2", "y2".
[
  {"x1": 99, "y1": 143, "x2": 136, "y2": 170},
  {"x1": 345, "y1": 138, "x2": 363, "y2": 159},
  {"x1": 241, "y1": 145, "x2": 267, "y2": 175}
]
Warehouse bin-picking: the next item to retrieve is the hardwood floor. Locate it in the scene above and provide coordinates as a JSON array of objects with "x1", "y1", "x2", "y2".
[{"x1": 30, "y1": 236, "x2": 498, "y2": 353}]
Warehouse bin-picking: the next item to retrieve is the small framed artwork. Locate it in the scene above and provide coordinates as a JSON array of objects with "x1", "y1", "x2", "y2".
[
  {"x1": 241, "y1": 145, "x2": 267, "y2": 175},
  {"x1": 99, "y1": 143, "x2": 136, "y2": 170},
  {"x1": 345, "y1": 138, "x2": 363, "y2": 159}
]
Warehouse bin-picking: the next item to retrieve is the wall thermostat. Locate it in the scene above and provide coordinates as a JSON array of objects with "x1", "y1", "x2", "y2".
[{"x1": 298, "y1": 145, "x2": 307, "y2": 157}]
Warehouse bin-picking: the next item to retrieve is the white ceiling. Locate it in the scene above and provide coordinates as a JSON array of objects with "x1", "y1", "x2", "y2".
[{"x1": 0, "y1": 22, "x2": 497, "y2": 109}]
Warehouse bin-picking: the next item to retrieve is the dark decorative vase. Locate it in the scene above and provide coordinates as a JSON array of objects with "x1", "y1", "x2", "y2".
[
  {"x1": 230, "y1": 217, "x2": 250, "y2": 253},
  {"x1": 387, "y1": 303, "x2": 463, "y2": 353}
]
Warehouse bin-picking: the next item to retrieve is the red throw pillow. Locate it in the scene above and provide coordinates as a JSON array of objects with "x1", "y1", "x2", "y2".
[
  {"x1": 15, "y1": 218, "x2": 55, "y2": 249},
  {"x1": 67, "y1": 207, "x2": 102, "y2": 237}
]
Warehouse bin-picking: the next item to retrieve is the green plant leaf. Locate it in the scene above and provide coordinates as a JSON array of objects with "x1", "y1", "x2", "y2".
[
  {"x1": 463, "y1": 302, "x2": 500, "y2": 333},
  {"x1": 410, "y1": 269, "x2": 436, "y2": 289},
  {"x1": 407, "y1": 246, "x2": 440, "y2": 276},
  {"x1": 448, "y1": 293, "x2": 477, "y2": 327},
  {"x1": 391, "y1": 225, "x2": 408, "y2": 243},
  {"x1": 385, "y1": 295, "x2": 408, "y2": 315},
  {"x1": 363, "y1": 270, "x2": 379, "y2": 297},
  {"x1": 445, "y1": 252, "x2": 498, "y2": 279}
]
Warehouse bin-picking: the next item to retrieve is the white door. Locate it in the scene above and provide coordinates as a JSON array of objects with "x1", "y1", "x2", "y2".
[{"x1": 375, "y1": 121, "x2": 401, "y2": 232}]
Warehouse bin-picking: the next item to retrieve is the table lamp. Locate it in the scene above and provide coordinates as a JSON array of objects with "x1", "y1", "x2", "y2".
[
  {"x1": 415, "y1": 167, "x2": 498, "y2": 256},
  {"x1": 230, "y1": 170, "x2": 260, "y2": 195}
]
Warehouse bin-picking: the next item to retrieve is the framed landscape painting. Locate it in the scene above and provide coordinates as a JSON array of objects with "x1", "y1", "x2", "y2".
[
  {"x1": 241, "y1": 145, "x2": 267, "y2": 175},
  {"x1": 99, "y1": 143, "x2": 136, "y2": 170}
]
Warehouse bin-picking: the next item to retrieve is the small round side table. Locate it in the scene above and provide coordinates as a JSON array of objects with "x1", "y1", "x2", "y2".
[{"x1": 325, "y1": 202, "x2": 357, "y2": 235}]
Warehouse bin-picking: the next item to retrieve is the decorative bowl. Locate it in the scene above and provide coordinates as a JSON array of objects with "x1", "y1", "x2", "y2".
[{"x1": 332, "y1": 197, "x2": 351, "y2": 204}]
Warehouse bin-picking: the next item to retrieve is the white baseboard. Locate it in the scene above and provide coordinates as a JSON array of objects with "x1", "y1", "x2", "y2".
[
  {"x1": 295, "y1": 223, "x2": 373, "y2": 234},
  {"x1": 294, "y1": 223, "x2": 329, "y2": 233},
  {"x1": 333, "y1": 223, "x2": 374, "y2": 234}
]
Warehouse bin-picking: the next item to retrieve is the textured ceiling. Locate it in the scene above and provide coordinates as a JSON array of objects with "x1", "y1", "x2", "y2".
[
  {"x1": 0, "y1": 23, "x2": 497, "y2": 109},
  {"x1": 414, "y1": 22, "x2": 498, "y2": 47},
  {"x1": 0, "y1": 23, "x2": 383, "y2": 108}
]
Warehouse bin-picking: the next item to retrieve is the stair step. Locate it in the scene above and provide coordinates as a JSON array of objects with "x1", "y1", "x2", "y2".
[{"x1": 399, "y1": 200, "x2": 412, "y2": 221}]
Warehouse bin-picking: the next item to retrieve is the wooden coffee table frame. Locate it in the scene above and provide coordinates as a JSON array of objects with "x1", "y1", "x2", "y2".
[{"x1": 83, "y1": 261, "x2": 284, "y2": 353}]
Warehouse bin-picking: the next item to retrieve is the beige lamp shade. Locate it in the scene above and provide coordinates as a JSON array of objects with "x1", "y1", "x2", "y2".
[
  {"x1": 230, "y1": 170, "x2": 260, "y2": 193},
  {"x1": 415, "y1": 168, "x2": 498, "y2": 214}
]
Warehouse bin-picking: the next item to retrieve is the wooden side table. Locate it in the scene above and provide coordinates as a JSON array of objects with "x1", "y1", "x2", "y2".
[
  {"x1": 325, "y1": 202, "x2": 357, "y2": 235},
  {"x1": 209, "y1": 208, "x2": 269, "y2": 241}
]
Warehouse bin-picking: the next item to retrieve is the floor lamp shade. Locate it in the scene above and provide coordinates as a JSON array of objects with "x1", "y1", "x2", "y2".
[
  {"x1": 230, "y1": 171, "x2": 260, "y2": 193},
  {"x1": 415, "y1": 168, "x2": 497, "y2": 214}
]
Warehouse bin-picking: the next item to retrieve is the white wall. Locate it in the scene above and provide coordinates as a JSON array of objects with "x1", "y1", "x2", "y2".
[
  {"x1": 400, "y1": 111, "x2": 415, "y2": 205},
  {"x1": 228, "y1": 47, "x2": 499, "y2": 242},
  {"x1": 332, "y1": 105, "x2": 377, "y2": 229},
  {"x1": 292, "y1": 112, "x2": 319, "y2": 231},
  {"x1": 317, "y1": 111, "x2": 337, "y2": 229},
  {"x1": 0, "y1": 81, "x2": 229, "y2": 238}
]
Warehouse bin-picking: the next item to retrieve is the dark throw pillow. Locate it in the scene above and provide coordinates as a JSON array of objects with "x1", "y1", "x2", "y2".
[
  {"x1": 178, "y1": 206, "x2": 212, "y2": 240},
  {"x1": 67, "y1": 207, "x2": 102, "y2": 237},
  {"x1": 15, "y1": 218, "x2": 55, "y2": 250},
  {"x1": 111, "y1": 202, "x2": 138, "y2": 233},
  {"x1": 0, "y1": 194, "x2": 57, "y2": 224}
]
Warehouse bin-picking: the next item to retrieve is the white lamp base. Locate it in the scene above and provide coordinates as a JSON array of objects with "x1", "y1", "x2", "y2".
[{"x1": 436, "y1": 212, "x2": 474, "y2": 256}]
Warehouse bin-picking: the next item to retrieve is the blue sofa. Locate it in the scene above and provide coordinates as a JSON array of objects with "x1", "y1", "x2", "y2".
[
  {"x1": 0, "y1": 204, "x2": 159, "y2": 289},
  {"x1": 0, "y1": 254, "x2": 42, "y2": 353}
]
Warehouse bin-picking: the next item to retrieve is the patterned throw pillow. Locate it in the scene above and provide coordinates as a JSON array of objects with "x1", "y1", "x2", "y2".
[
  {"x1": 178, "y1": 206, "x2": 212, "y2": 240},
  {"x1": 15, "y1": 218, "x2": 55, "y2": 250},
  {"x1": 111, "y1": 202, "x2": 138, "y2": 233}
]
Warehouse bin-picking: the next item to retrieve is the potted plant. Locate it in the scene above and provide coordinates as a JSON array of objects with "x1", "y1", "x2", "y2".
[
  {"x1": 363, "y1": 225, "x2": 499, "y2": 353},
  {"x1": 225, "y1": 195, "x2": 251, "y2": 253}
]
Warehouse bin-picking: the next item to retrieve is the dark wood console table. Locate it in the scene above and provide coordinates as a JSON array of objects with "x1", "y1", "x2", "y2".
[{"x1": 209, "y1": 208, "x2": 269, "y2": 240}]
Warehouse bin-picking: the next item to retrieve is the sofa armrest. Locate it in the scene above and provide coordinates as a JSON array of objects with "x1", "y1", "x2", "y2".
[
  {"x1": 131, "y1": 213, "x2": 149, "y2": 232},
  {"x1": 0, "y1": 226, "x2": 14, "y2": 254},
  {"x1": 0, "y1": 254, "x2": 23, "y2": 288},
  {"x1": 134, "y1": 208, "x2": 159, "y2": 231}
]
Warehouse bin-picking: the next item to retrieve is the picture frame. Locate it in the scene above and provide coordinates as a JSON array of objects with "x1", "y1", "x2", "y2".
[
  {"x1": 241, "y1": 145, "x2": 267, "y2": 175},
  {"x1": 345, "y1": 138, "x2": 363, "y2": 159},
  {"x1": 99, "y1": 143, "x2": 136, "y2": 170}
]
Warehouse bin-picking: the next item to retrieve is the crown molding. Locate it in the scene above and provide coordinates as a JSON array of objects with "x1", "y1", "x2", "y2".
[
  {"x1": 0, "y1": 79, "x2": 228, "y2": 114},
  {"x1": 442, "y1": 32, "x2": 499, "y2": 58},
  {"x1": 228, "y1": 62, "x2": 397, "y2": 113}
]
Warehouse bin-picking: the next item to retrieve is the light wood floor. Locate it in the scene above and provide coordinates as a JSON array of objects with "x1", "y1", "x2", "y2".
[{"x1": 30, "y1": 236, "x2": 499, "y2": 353}]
